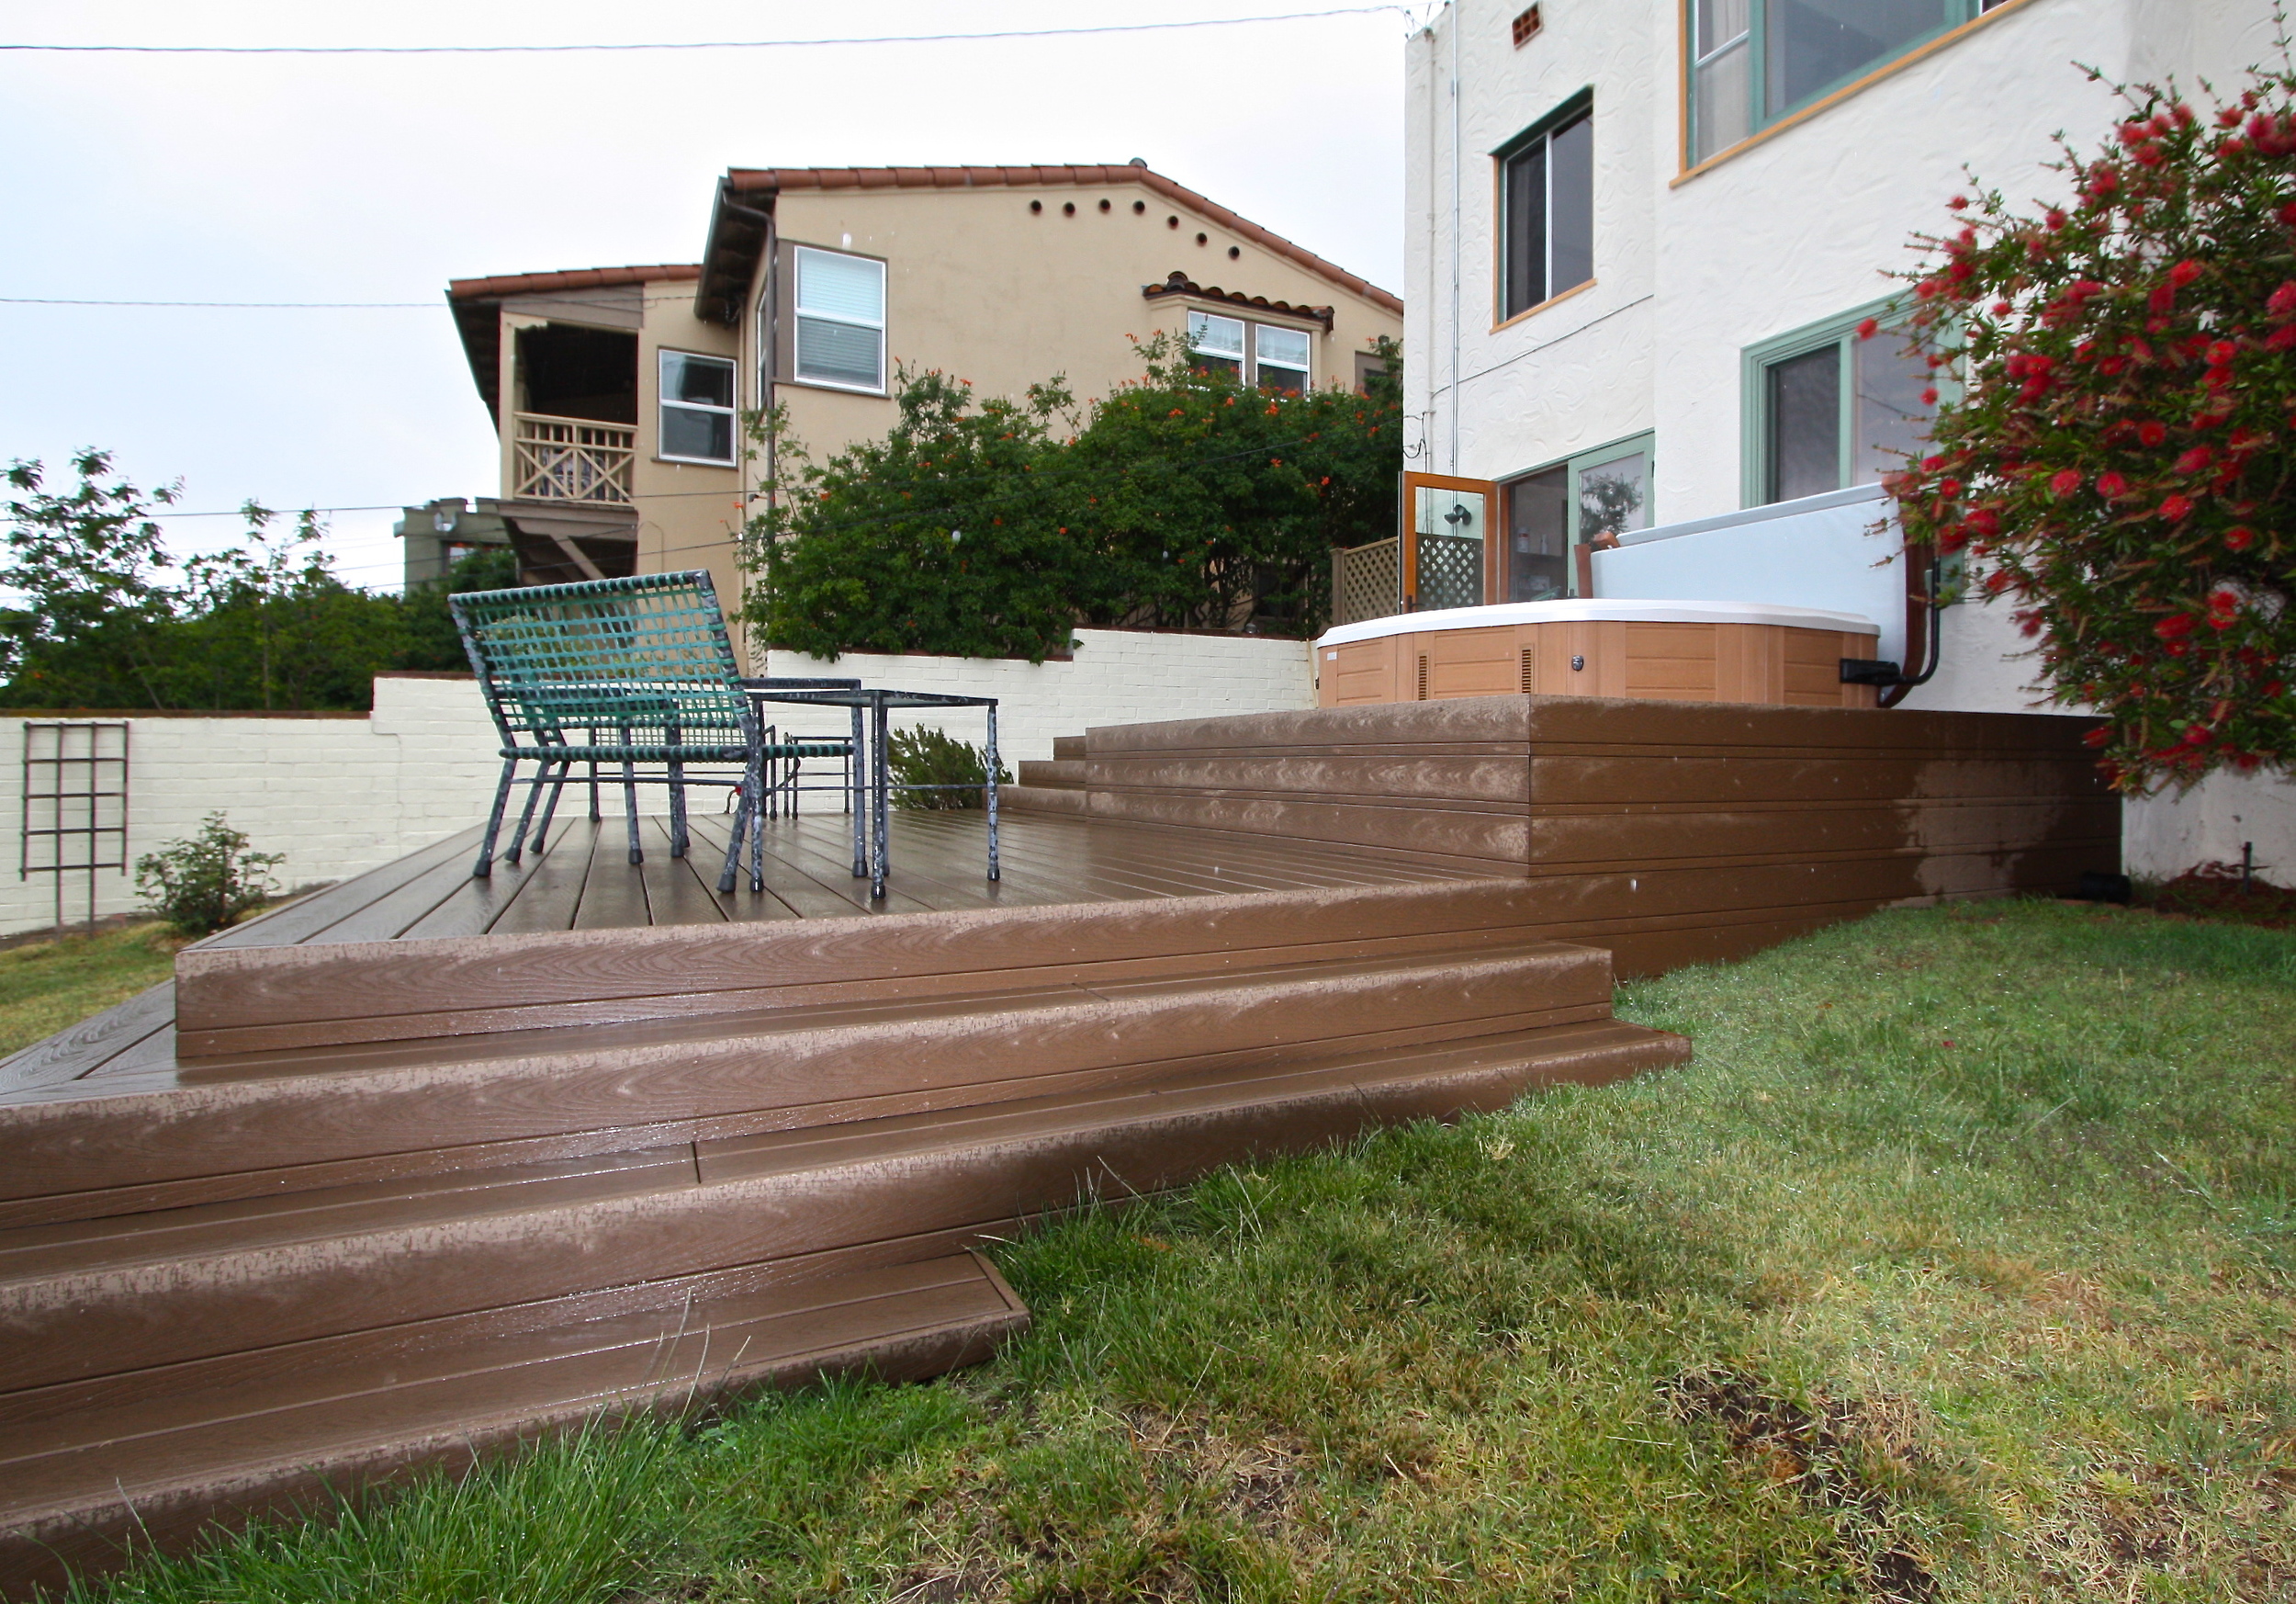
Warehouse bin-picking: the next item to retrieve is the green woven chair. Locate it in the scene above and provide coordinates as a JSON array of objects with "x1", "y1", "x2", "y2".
[{"x1": 451, "y1": 570, "x2": 770, "y2": 892}]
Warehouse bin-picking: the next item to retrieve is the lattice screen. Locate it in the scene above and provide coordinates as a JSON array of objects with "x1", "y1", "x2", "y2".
[
  {"x1": 1332, "y1": 537, "x2": 1401, "y2": 625},
  {"x1": 1416, "y1": 534, "x2": 1483, "y2": 612}
]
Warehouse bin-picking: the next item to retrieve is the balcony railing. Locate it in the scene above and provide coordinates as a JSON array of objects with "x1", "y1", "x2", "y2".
[{"x1": 512, "y1": 412, "x2": 636, "y2": 505}]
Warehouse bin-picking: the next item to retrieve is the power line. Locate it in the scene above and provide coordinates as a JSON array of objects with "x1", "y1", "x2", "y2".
[
  {"x1": 0, "y1": 297, "x2": 433, "y2": 308},
  {"x1": 0, "y1": 8, "x2": 1406, "y2": 56}
]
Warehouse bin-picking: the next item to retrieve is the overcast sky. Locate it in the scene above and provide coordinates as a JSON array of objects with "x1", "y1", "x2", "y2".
[{"x1": 1, "y1": 2, "x2": 1412, "y2": 592}]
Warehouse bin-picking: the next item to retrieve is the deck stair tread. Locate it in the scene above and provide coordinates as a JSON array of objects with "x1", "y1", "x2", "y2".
[
  {"x1": 1016, "y1": 759, "x2": 1087, "y2": 789},
  {"x1": 0, "y1": 1015, "x2": 1681, "y2": 1398},
  {"x1": 0, "y1": 1251, "x2": 1024, "y2": 1575}
]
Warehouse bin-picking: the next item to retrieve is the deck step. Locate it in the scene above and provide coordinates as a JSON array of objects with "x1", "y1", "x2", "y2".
[
  {"x1": 1052, "y1": 734, "x2": 1087, "y2": 762},
  {"x1": 1016, "y1": 759, "x2": 1087, "y2": 790},
  {"x1": 1001, "y1": 782, "x2": 1089, "y2": 815},
  {"x1": 10, "y1": 939, "x2": 1620, "y2": 1216},
  {"x1": 0, "y1": 1250, "x2": 1025, "y2": 1596}
]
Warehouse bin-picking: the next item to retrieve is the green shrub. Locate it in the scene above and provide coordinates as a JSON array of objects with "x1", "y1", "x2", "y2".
[
  {"x1": 135, "y1": 813, "x2": 285, "y2": 934},
  {"x1": 885, "y1": 727, "x2": 1011, "y2": 810}
]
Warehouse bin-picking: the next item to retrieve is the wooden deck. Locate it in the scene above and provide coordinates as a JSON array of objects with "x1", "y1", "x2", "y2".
[
  {"x1": 0, "y1": 693, "x2": 2122, "y2": 1594},
  {"x1": 195, "y1": 806, "x2": 1498, "y2": 952}
]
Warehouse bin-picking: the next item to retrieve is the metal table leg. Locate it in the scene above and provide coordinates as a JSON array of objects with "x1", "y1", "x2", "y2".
[
  {"x1": 985, "y1": 703, "x2": 1000, "y2": 883},
  {"x1": 850, "y1": 704, "x2": 867, "y2": 877},
  {"x1": 870, "y1": 694, "x2": 890, "y2": 899}
]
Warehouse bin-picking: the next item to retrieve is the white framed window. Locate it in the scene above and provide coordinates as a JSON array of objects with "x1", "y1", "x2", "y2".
[
  {"x1": 1187, "y1": 310, "x2": 1245, "y2": 379},
  {"x1": 1255, "y1": 324, "x2": 1311, "y2": 394},
  {"x1": 793, "y1": 245, "x2": 886, "y2": 392},
  {"x1": 658, "y1": 350, "x2": 736, "y2": 465},
  {"x1": 1498, "y1": 95, "x2": 1593, "y2": 320}
]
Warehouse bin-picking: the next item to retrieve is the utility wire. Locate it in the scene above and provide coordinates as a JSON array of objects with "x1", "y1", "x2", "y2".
[
  {"x1": 0, "y1": 297, "x2": 434, "y2": 308},
  {"x1": 0, "y1": 7, "x2": 1407, "y2": 55}
]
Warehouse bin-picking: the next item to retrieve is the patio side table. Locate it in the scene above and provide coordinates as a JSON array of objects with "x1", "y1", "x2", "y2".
[{"x1": 741, "y1": 686, "x2": 1000, "y2": 900}]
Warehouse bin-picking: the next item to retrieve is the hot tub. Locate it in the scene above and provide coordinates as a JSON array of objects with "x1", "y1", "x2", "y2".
[{"x1": 1313, "y1": 599, "x2": 1883, "y2": 709}]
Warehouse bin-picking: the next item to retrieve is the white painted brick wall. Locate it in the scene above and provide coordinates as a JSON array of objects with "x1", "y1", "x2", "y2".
[
  {"x1": 0, "y1": 677, "x2": 501, "y2": 937},
  {"x1": 0, "y1": 632, "x2": 1315, "y2": 937},
  {"x1": 760, "y1": 627, "x2": 1316, "y2": 764}
]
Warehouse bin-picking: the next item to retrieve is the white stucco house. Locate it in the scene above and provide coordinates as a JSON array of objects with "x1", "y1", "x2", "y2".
[{"x1": 1397, "y1": 0, "x2": 2290, "y2": 879}]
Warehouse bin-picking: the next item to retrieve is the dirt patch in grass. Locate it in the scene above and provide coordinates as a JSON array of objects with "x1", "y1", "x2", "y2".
[
  {"x1": 1666, "y1": 1369, "x2": 1940, "y2": 1603},
  {"x1": 2143, "y1": 861, "x2": 2296, "y2": 930}
]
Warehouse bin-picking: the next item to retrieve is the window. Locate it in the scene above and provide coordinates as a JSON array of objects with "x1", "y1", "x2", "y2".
[
  {"x1": 1255, "y1": 325, "x2": 1311, "y2": 393},
  {"x1": 1189, "y1": 308, "x2": 1313, "y2": 390},
  {"x1": 1497, "y1": 95, "x2": 1593, "y2": 321},
  {"x1": 1188, "y1": 310, "x2": 1245, "y2": 378},
  {"x1": 793, "y1": 245, "x2": 885, "y2": 391},
  {"x1": 1500, "y1": 435, "x2": 1652, "y2": 600},
  {"x1": 1691, "y1": 2, "x2": 2011, "y2": 165},
  {"x1": 658, "y1": 351, "x2": 736, "y2": 465},
  {"x1": 1744, "y1": 300, "x2": 1937, "y2": 505}
]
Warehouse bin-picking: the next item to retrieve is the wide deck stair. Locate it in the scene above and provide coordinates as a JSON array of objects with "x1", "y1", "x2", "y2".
[
  {"x1": 0, "y1": 876, "x2": 1686, "y2": 1594},
  {"x1": 1007, "y1": 733, "x2": 1089, "y2": 815}
]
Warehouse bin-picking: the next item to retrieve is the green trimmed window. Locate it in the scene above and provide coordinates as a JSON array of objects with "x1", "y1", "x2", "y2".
[
  {"x1": 1742, "y1": 300, "x2": 1937, "y2": 506},
  {"x1": 1689, "y1": 1, "x2": 2016, "y2": 165},
  {"x1": 1501, "y1": 433, "x2": 1654, "y2": 600},
  {"x1": 1496, "y1": 91, "x2": 1594, "y2": 320}
]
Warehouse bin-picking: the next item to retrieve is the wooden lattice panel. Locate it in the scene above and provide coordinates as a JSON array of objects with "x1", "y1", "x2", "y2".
[{"x1": 1333, "y1": 538, "x2": 1401, "y2": 625}]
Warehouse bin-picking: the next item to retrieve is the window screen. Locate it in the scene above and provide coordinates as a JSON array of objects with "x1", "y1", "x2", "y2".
[
  {"x1": 1766, "y1": 345, "x2": 1841, "y2": 503},
  {"x1": 658, "y1": 351, "x2": 736, "y2": 464},
  {"x1": 1693, "y1": 2, "x2": 1986, "y2": 164},
  {"x1": 1188, "y1": 311, "x2": 1245, "y2": 378},
  {"x1": 1500, "y1": 101, "x2": 1593, "y2": 320},
  {"x1": 1255, "y1": 325, "x2": 1311, "y2": 392},
  {"x1": 793, "y1": 246, "x2": 886, "y2": 390}
]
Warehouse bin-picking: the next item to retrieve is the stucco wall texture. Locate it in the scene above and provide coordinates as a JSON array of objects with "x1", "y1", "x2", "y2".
[
  {"x1": 1402, "y1": 0, "x2": 2291, "y2": 888},
  {"x1": 0, "y1": 632, "x2": 1314, "y2": 939}
]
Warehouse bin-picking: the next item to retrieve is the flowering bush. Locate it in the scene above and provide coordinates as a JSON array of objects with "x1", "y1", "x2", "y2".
[{"x1": 1886, "y1": 62, "x2": 2296, "y2": 790}]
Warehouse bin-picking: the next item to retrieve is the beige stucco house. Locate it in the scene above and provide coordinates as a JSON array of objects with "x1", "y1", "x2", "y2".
[{"x1": 421, "y1": 162, "x2": 1402, "y2": 655}]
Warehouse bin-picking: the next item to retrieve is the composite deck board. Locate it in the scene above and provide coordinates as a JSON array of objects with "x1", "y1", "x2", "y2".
[
  {"x1": 570, "y1": 826, "x2": 658, "y2": 931},
  {"x1": 194, "y1": 830, "x2": 483, "y2": 950},
  {"x1": 0, "y1": 985, "x2": 174, "y2": 1096},
  {"x1": 483, "y1": 821, "x2": 602, "y2": 937},
  {"x1": 396, "y1": 822, "x2": 589, "y2": 941}
]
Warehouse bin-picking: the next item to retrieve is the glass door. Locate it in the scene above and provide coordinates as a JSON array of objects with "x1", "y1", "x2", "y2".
[
  {"x1": 1499, "y1": 435, "x2": 1654, "y2": 599},
  {"x1": 1400, "y1": 472, "x2": 1497, "y2": 611}
]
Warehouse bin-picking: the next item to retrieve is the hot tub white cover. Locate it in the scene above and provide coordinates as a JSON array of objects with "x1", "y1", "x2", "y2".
[{"x1": 1314, "y1": 598, "x2": 1881, "y2": 650}]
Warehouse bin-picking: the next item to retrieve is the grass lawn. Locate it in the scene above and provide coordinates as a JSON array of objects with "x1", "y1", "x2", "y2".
[
  {"x1": 0, "y1": 923, "x2": 179, "y2": 1060},
  {"x1": 60, "y1": 899, "x2": 2296, "y2": 1603}
]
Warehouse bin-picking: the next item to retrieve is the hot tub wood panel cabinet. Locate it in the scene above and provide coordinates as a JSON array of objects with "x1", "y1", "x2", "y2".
[{"x1": 1315, "y1": 601, "x2": 1881, "y2": 711}]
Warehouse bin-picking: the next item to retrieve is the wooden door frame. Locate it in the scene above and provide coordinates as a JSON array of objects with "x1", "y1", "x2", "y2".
[{"x1": 1399, "y1": 472, "x2": 1501, "y2": 609}]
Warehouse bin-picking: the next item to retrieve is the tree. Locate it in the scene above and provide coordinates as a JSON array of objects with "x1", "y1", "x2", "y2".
[
  {"x1": 1, "y1": 450, "x2": 182, "y2": 707},
  {"x1": 740, "y1": 335, "x2": 1404, "y2": 657},
  {"x1": 1885, "y1": 56, "x2": 2296, "y2": 791},
  {"x1": 176, "y1": 504, "x2": 410, "y2": 711},
  {"x1": 745, "y1": 369, "x2": 1088, "y2": 661}
]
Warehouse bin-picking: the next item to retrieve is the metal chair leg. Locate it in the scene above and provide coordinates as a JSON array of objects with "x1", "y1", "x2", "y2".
[
  {"x1": 505, "y1": 757, "x2": 553, "y2": 866},
  {"x1": 619, "y1": 722, "x2": 643, "y2": 865},
  {"x1": 715, "y1": 771, "x2": 749, "y2": 894},
  {"x1": 474, "y1": 757, "x2": 518, "y2": 878},
  {"x1": 748, "y1": 747, "x2": 767, "y2": 892},
  {"x1": 529, "y1": 758, "x2": 571, "y2": 855},
  {"x1": 667, "y1": 719, "x2": 688, "y2": 858}
]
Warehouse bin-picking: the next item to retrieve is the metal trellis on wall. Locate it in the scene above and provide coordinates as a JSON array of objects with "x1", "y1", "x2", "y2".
[{"x1": 19, "y1": 722, "x2": 129, "y2": 935}]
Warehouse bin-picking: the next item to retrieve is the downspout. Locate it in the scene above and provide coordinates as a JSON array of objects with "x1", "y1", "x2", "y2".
[
  {"x1": 1875, "y1": 546, "x2": 1943, "y2": 706},
  {"x1": 1447, "y1": 2, "x2": 1462, "y2": 476}
]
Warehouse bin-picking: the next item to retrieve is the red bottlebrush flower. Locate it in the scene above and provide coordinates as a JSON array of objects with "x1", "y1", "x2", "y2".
[
  {"x1": 2148, "y1": 283, "x2": 2178, "y2": 313},
  {"x1": 1984, "y1": 568, "x2": 2015, "y2": 594},
  {"x1": 2050, "y1": 469, "x2": 2082, "y2": 496},
  {"x1": 1856, "y1": 317, "x2": 1879, "y2": 340},
  {"x1": 2220, "y1": 106, "x2": 2245, "y2": 127},
  {"x1": 2225, "y1": 525, "x2": 2257, "y2": 550},
  {"x1": 2171, "y1": 103, "x2": 2194, "y2": 127},
  {"x1": 2118, "y1": 122, "x2": 2150, "y2": 145},
  {"x1": 2176, "y1": 446, "x2": 2212, "y2": 473},
  {"x1": 2088, "y1": 166, "x2": 2120, "y2": 197},
  {"x1": 1921, "y1": 387, "x2": 1940, "y2": 405},
  {"x1": 1964, "y1": 506, "x2": 2001, "y2": 537},
  {"x1": 2268, "y1": 281, "x2": 2296, "y2": 318},
  {"x1": 2280, "y1": 201, "x2": 2296, "y2": 225},
  {"x1": 2168, "y1": 259, "x2": 2202, "y2": 287},
  {"x1": 2159, "y1": 493, "x2": 2195, "y2": 521},
  {"x1": 1937, "y1": 477, "x2": 1964, "y2": 499},
  {"x1": 2135, "y1": 143, "x2": 2166, "y2": 167},
  {"x1": 2250, "y1": 112, "x2": 2274, "y2": 139},
  {"x1": 2083, "y1": 726, "x2": 2110, "y2": 747},
  {"x1": 2137, "y1": 421, "x2": 2167, "y2": 446},
  {"x1": 2180, "y1": 723, "x2": 2212, "y2": 746},
  {"x1": 2155, "y1": 613, "x2": 2197, "y2": 640},
  {"x1": 2268, "y1": 325, "x2": 2296, "y2": 351},
  {"x1": 2098, "y1": 471, "x2": 2131, "y2": 498},
  {"x1": 2208, "y1": 340, "x2": 2238, "y2": 365},
  {"x1": 2045, "y1": 208, "x2": 2069, "y2": 230},
  {"x1": 1922, "y1": 455, "x2": 1946, "y2": 470},
  {"x1": 2099, "y1": 356, "x2": 2127, "y2": 375},
  {"x1": 2220, "y1": 138, "x2": 2249, "y2": 158},
  {"x1": 1991, "y1": 299, "x2": 2012, "y2": 317},
  {"x1": 1950, "y1": 193, "x2": 1969, "y2": 209}
]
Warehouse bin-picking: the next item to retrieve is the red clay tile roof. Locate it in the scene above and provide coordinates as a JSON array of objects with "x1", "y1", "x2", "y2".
[
  {"x1": 697, "y1": 164, "x2": 1400, "y2": 322},
  {"x1": 1142, "y1": 272, "x2": 1335, "y2": 332},
  {"x1": 445, "y1": 264, "x2": 702, "y2": 300}
]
